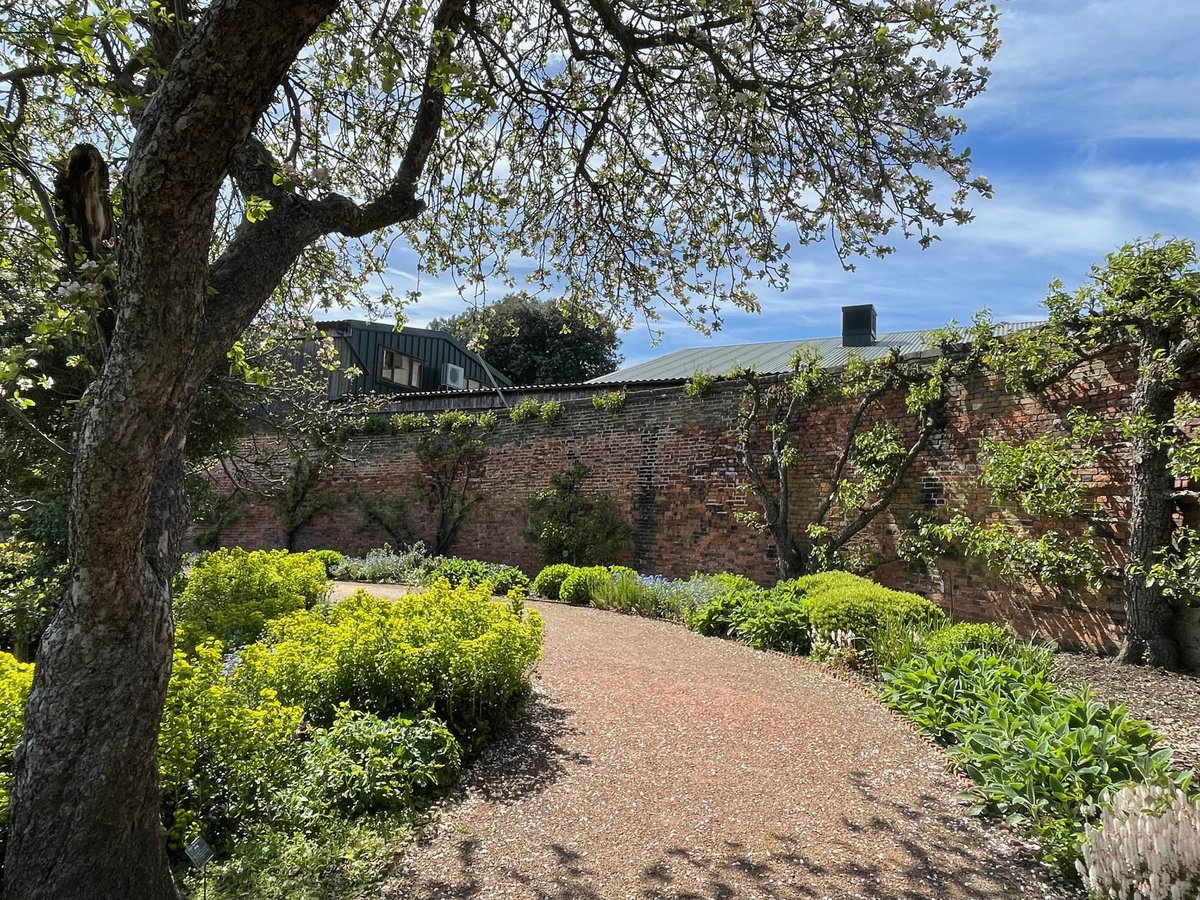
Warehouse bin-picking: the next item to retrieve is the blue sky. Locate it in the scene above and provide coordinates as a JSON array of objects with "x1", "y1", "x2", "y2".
[{"x1": 353, "y1": 0, "x2": 1200, "y2": 370}]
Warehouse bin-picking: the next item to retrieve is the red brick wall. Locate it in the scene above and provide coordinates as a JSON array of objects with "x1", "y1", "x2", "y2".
[
  {"x1": 211, "y1": 353, "x2": 1159, "y2": 652},
  {"x1": 215, "y1": 385, "x2": 778, "y2": 583}
]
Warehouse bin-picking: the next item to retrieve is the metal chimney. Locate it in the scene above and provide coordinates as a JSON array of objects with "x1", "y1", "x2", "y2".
[{"x1": 842, "y1": 304, "x2": 876, "y2": 347}]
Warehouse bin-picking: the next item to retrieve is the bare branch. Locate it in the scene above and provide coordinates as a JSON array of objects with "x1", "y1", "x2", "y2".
[{"x1": 2, "y1": 399, "x2": 72, "y2": 459}]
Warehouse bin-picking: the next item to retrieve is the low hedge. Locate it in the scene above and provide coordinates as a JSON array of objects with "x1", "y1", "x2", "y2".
[
  {"x1": 531, "y1": 564, "x2": 577, "y2": 600},
  {"x1": 778, "y1": 571, "x2": 943, "y2": 640},
  {"x1": 558, "y1": 566, "x2": 611, "y2": 606}
]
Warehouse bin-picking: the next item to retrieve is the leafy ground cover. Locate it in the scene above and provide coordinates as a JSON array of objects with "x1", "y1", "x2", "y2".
[
  {"x1": 329, "y1": 543, "x2": 529, "y2": 596},
  {"x1": 530, "y1": 562, "x2": 1199, "y2": 893},
  {"x1": 0, "y1": 549, "x2": 544, "y2": 898}
]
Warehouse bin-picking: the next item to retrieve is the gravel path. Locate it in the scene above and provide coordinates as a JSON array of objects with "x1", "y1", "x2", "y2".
[{"x1": 381, "y1": 601, "x2": 1067, "y2": 900}]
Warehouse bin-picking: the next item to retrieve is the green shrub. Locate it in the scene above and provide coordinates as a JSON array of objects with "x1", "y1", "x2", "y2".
[
  {"x1": 424, "y1": 557, "x2": 530, "y2": 596},
  {"x1": 234, "y1": 583, "x2": 544, "y2": 746},
  {"x1": 531, "y1": 564, "x2": 577, "y2": 600},
  {"x1": 174, "y1": 549, "x2": 328, "y2": 652},
  {"x1": 781, "y1": 571, "x2": 943, "y2": 640},
  {"x1": 329, "y1": 543, "x2": 433, "y2": 584},
  {"x1": 509, "y1": 399, "x2": 540, "y2": 423},
  {"x1": 539, "y1": 401, "x2": 564, "y2": 424},
  {"x1": 528, "y1": 464, "x2": 632, "y2": 566},
  {"x1": 291, "y1": 707, "x2": 461, "y2": 820},
  {"x1": 307, "y1": 550, "x2": 345, "y2": 576},
  {"x1": 923, "y1": 621, "x2": 1016, "y2": 657},
  {"x1": 391, "y1": 413, "x2": 430, "y2": 432},
  {"x1": 180, "y1": 814, "x2": 413, "y2": 900},
  {"x1": 159, "y1": 641, "x2": 306, "y2": 850},
  {"x1": 732, "y1": 590, "x2": 811, "y2": 654},
  {"x1": 592, "y1": 389, "x2": 626, "y2": 412},
  {"x1": 880, "y1": 648, "x2": 1184, "y2": 876},
  {"x1": 684, "y1": 373, "x2": 716, "y2": 397},
  {"x1": 432, "y1": 410, "x2": 496, "y2": 432},
  {"x1": 0, "y1": 652, "x2": 34, "y2": 858},
  {"x1": 558, "y1": 566, "x2": 610, "y2": 605},
  {"x1": 690, "y1": 588, "x2": 758, "y2": 638},
  {"x1": 0, "y1": 540, "x2": 64, "y2": 661}
]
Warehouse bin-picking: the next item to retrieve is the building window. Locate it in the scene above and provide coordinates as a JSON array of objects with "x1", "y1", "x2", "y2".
[{"x1": 380, "y1": 348, "x2": 423, "y2": 388}]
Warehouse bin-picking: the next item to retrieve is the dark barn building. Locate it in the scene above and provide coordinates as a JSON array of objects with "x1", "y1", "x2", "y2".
[{"x1": 317, "y1": 320, "x2": 511, "y2": 399}]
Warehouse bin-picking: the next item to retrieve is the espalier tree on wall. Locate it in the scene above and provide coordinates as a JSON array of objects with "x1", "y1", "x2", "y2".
[
  {"x1": 0, "y1": 1, "x2": 1001, "y2": 895},
  {"x1": 733, "y1": 318, "x2": 994, "y2": 580},
  {"x1": 925, "y1": 238, "x2": 1200, "y2": 670}
]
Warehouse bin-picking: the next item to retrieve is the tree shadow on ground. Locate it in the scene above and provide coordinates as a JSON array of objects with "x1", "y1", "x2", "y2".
[
  {"x1": 463, "y1": 694, "x2": 592, "y2": 804},
  {"x1": 392, "y1": 795, "x2": 1074, "y2": 900}
]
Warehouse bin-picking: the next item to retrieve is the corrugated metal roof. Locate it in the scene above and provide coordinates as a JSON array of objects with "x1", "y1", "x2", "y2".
[{"x1": 588, "y1": 322, "x2": 1043, "y2": 384}]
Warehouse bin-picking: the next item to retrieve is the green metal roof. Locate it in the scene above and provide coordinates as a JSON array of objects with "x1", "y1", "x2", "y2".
[{"x1": 588, "y1": 322, "x2": 1042, "y2": 384}]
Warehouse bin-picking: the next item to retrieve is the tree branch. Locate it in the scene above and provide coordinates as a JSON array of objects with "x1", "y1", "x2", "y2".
[
  {"x1": 812, "y1": 386, "x2": 885, "y2": 527},
  {"x1": 2, "y1": 398, "x2": 72, "y2": 459},
  {"x1": 827, "y1": 417, "x2": 936, "y2": 554},
  {"x1": 1, "y1": 148, "x2": 59, "y2": 242}
]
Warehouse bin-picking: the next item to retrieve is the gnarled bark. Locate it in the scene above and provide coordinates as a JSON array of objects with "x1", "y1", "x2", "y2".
[
  {"x1": 4, "y1": 2, "x2": 341, "y2": 896},
  {"x1": 1117, "y1": 330, "x2": 1180, "y2": 668}
]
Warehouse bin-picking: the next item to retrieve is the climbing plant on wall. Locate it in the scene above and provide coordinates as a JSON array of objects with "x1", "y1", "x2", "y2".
[{"x1": 733, "y1": 318, "x2": 996, "y2": 580}]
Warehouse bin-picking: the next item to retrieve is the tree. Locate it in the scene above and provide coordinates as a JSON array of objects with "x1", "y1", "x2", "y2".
[
  {"x1": 733, "y1": 320, "x2": 992, "y2": 579},
  {"x1": 0, "y1": 1, "x2": 1000, "y2": 895},
  {"x1": 527, "y1": 463, "x2": 633, "y2": 565},
  {"x1": 924, "y1": 238, "x2": 1200, "y2": 669},
  {"x1": 430, "y1": 294, "x2": 622, "y2": 384}
]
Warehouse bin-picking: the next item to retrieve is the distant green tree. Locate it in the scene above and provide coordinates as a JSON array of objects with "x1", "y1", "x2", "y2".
[{"x1": 431, "y1": 295, "x2": 622, "y2": 385}]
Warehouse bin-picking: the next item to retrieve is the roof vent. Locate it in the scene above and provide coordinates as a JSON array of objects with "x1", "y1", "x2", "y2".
[{"x1": 842, "y1": 304, "x2": 876, "y2": 347}]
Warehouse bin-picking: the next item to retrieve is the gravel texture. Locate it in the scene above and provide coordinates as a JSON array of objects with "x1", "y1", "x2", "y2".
[
  {"x1": 1054, "y1": 651, "x2": 1200, "y2": 773},
  {"x1": 381, "y1": 601, "x2": 1070, "y2": 899}
]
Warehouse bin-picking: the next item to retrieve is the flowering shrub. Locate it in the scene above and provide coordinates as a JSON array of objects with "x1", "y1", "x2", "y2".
[
  {"x1": 1079, "y1": 782, "x2": 1200, "y2": 899},
  {"x1": 234, "y1": 583, "x2": 544, "y2": 745},
  {"x1": 174, "y1": 548, "x2": 328, "y2": 652}
]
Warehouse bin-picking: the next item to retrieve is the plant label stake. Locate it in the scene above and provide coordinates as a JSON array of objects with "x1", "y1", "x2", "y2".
[{"x1": 185, "y1": 835, "x2": 213, "y2": 900}]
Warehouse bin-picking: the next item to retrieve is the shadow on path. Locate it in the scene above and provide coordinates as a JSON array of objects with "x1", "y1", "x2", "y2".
[{"x1": 466, "y1": 695, "x2": 592, "y2": 804}]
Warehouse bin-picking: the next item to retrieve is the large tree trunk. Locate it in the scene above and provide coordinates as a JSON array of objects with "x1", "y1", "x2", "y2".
[
  {"x1": 4, "y1": 2, "x2": 426, "y2": 891},
  {"x1": 775, "y1": 525, "x2": 804, "y2": 580},
  {"x1": 5, "y1": 445, "x2": 189, "y2": 899},
  {"x1": 1117, "y1": 338, "x2": 1180, "y2": 668}
]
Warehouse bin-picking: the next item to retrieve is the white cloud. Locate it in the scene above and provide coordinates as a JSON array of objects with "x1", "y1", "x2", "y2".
[{"x1": 973, "y1": 0, "x2": 1200, "y2": 140}]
